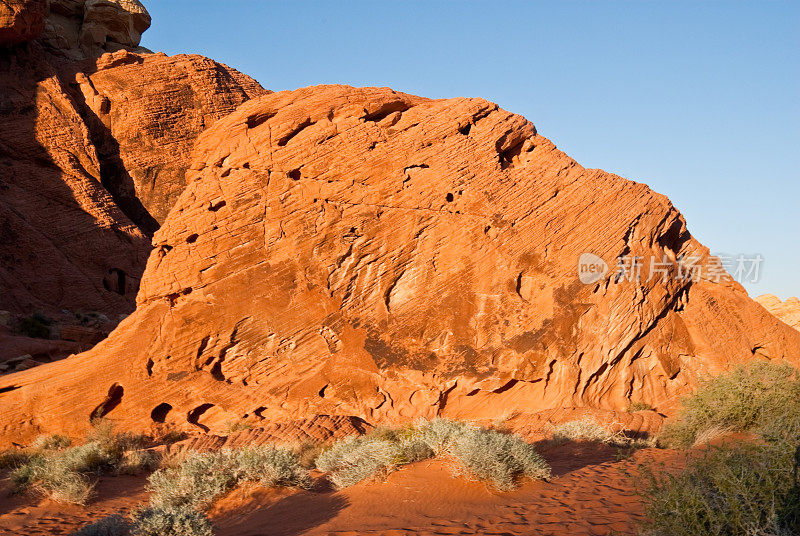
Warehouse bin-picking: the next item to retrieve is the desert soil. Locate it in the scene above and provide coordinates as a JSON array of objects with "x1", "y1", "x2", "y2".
[{"x1": 0, "y1": 443, "x2": 684, "y2": 536}]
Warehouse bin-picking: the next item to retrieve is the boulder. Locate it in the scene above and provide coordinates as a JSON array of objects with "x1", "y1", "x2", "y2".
[{"x1": 0, "y1": 86, "x2": 797, "y2": 444}]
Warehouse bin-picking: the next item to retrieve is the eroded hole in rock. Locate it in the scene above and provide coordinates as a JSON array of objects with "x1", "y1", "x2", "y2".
[
  {"x1": 0, "y1": 385, "x2": 20, "y2": 394},
  {"x1": 492, "y1": 379, "x2": 518, "y2": 394},
  {"x1": 209, "y1": 200, "x2": 226, "y2": 212},
  {"x1": 318, "y1": 384, "x2": 328, "y2": 398},
  {"x1": 288, "y1": 169, "x2": 301, "y2": 181},
  {"x1": 151, "y1": 403, "x2": 172, "y2": 423},
  {"x1": 277, "y1": 118, "x2": 313, "y2": 146},
  {"x1": 146, "y1": 358, "x2": 154, "y2": 376},
  {"x1": 246, "y1": 111, "x2": 275, "y2": 129},
  {"x1": 102, "y1": 268, "x2": 127, "y2": 295},
  {"x1": 362, "y1": 100, "x2": 412, "y2": 123},
  {"x1": 187, "y1": 403, "x2": 215, "y2": 432},
  {"x1": 446, "y1": 192, "x2": 454, "y2": 202},
  {"x1": 90, "y1": 383, "x2": 124, "y2": 422},
  {"x1": 186, "y1": 233, "x2": 198, "y2": 244},
  {"x1": 253, "y1": 406, "x2": 267, "y2": 419},
  {"x1": 458, "y1": 122, "x2": 472, "y2": 135}
]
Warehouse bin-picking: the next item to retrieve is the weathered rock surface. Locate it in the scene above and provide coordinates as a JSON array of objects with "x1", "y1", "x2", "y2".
[
  {"x1": 1, "y1": 85, "x2": 797, "y2": 445},
  {"x1": 756, "y1": 294, "x2": 800, "y2": 331},
  {"x1": 0, "y1": 4, "x2": 267, "y2": 317},
  {"x1": 165, "y1": 415, "x2": 372, "y2": 453},
  {"x1": 0, "y1": 0, "x2": 46, "y2": 45}
]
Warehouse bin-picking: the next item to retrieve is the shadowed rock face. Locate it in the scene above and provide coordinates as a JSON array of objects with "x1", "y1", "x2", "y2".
[
  {"x1": 0, "y1": 1, "x2": 268, "y2": 318},
  {"x1": 1, "y1": 85, "x2": 797, "y2": 444},
  {"x1": 0, "y1": 0, "x2": 47, "y2": 45}
]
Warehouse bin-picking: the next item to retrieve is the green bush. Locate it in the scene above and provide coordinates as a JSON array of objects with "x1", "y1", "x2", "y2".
[
  {"x1": 659, "y1": 360, "x2": 800, "y2": 448},
  {"x1": 71, "y1": 514, "x2": 130, "y2": 536},
  {"x1": 131, "y1": 506, "x2": 212, "y2": 536},
  {"x1": 640, "y1": 442, "x2": 800, "y2": 536},
  {"x1": 316, "y1": 419, "x2": 550, "y2": 490},
  {"x1": 147, "y1": 446, "x2": 310, "y2": 510}
]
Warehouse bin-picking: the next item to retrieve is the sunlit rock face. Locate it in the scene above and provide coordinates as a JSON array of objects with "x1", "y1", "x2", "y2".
[{"x1": 1, "y1": 85, "x2": 797, "y2": 444}]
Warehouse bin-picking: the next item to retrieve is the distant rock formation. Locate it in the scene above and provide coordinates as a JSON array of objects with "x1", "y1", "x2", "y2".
[
  {"x1": 0, "y1": 0, "x2": 267, "y2": 320},
  {"x1": 1, "y1": 85, "x2": 797, "y2": 444},
  {"x1": 756, "y1": 294, "x2": 800, "y2": 331}
]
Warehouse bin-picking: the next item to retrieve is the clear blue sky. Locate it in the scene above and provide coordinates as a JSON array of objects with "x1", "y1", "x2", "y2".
[{"x1": 142, "y1": 1, "x2": 799, "y2": 299}]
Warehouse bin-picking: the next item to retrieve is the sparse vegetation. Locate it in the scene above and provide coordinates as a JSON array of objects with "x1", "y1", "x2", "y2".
[
  {"x1": 316, "y1": 419, "x2": 550, "y2": 490},
  {"x1": 549, "y1": 417, "x2": 651, "y2": 448},
  {"x1": 641, "y1": 360, "x2": 800, "y2": 536},
  {"x1": 658, "y1": 360, "x2": 800, "y2": 448},
  {"x1": 627, "y1": 401, "x2": 654, "y2": 413},
  {"x1": 10, "y1": 422, "x2": 154, "y2": 505},
  {"x1": 130, "y1": 505, "x2": 213, "y2": 536},
  {"x1": 641, "y1": 442, "x2": 800, "y2": 536},
  {"x1": 147, "y1": 446, "x2": 311, "y2": 511}
]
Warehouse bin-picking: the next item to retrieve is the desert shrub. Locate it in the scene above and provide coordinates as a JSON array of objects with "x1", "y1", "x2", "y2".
[
  {"x1": 316, "y1": 435, "x2": 403, "y2": 488},
  {"x1": 18, "y1": 312, "x2": 51, "y2": 339},
  {"x1": 659, "y1": 360, "x2": 800, "y2": 448},
  {"x1": 131, "y1": 505, "x2": 212, "y2": 536},
  {"x1": 31, "y1": 433, "x2": 73, "y2": 451},
  {"x1": 148, "y1": 446, "x2": 309, "y2": 510},
  {"x1": 640, "y1": 441, "x2": 800, "y2": 536},
  {"x1": 11, "y1": 424, "x2": 154, "y2": 504},
  {"x1": 10, "y1": 442, "x2": 116, "y2": 504},
  {"x1": 148, "y1": 451, "x2": 233, "y2": 510},
  {"x1": 117, "y1": 449, "x2": 158, "y2": 475},
  {"x1": 317, "y1": 419, "x2": 549, "y2": 490},
  {"x1": 445, "y1": 426, "x2": 551, "y2": 490},
  {"x1": 71, "y1": 514, "x2": 130, "y2": 536},
  {"x1": 0, "y1": 448, "x2": 30, "y2": 470},
  {"x1": 548, "y1": 417, "x2": 648, "y2": 448},
  {"x1": 628, "y1": 401, "x2": 654, "y2": 412},
  {"x1": 292, "y1": 440, "x2": 326, "y2": 469}
]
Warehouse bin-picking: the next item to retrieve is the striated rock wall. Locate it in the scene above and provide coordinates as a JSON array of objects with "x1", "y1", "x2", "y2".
[
  {"x1": 0, "y1": 1, "x2": 267, "y2": 319},
  {"x1": 1, "y1": 86, "x2": 797, "y2": 444}
]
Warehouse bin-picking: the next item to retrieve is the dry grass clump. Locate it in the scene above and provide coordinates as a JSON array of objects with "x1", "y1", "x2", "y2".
[
  {"x1": 658, "y1": 360, "x2": 800, "y2": 448},
  {"x1": 316, "y1": 419, "x2": 550, "y2": 490},
  {"x1": 549, "y1": 417, "x2": 652, "y2": 448},
  {"x1": 147, "y1": 446, "x2": 311, "y2": 511},
  {"x1": 627, "y1": 401, "x2": 654, "y2": 413},
  {"x1": 10, "y1": 422, "x2": 153, "y2": 505},
  {"x1": 130, "y1": 505, "x2": 213, "y2": 536}
]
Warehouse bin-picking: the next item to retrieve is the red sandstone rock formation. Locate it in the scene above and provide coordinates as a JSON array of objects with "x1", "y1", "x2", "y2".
[
  {"x1": 0, "y1": 0, "x2": 267, "y2": 321},
  {"x1": 756, "y1": 294, "x2": 800, "y2": 331},
  {"x1": 0, "y1": 0, "x2": 46, "y2": 45},
  {"x1": 1, "y1": 85, "x2": 797, "y2": 445}
]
